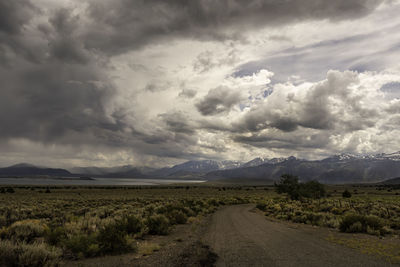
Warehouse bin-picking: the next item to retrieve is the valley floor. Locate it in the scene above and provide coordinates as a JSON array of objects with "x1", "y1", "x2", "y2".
[{"x1": 68, "y1": 204, "x2": 400, "y2": 267}]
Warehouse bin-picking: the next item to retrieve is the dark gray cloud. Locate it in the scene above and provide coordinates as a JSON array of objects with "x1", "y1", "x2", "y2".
[
  {"x1": 178, "y1": 88, "x2": 197, "y2": 98},
  {"x1": 0, "y1": 0, "x2": 35, "y2": 34},
  {"x1": 233, "y1": 130, "x2": 330, "y2": 150},
  {"x1": 47, "y1": 9, "x2": 90, "y2": 64},
  {"x1": 0, "y1": 62, "x2": 117, "y2": 143},
  {"x1": 0, "y1": 0, "x2": 43, "y2": 64},
  {"x1": 0, "y1": 1, "x2": 210, "y2": 165},
  {"x1": 158, "y1": 111, "x2": 195, "y2": 134},
  {"x1": 83, "y1": 0, "x2": 385, "y2": 55},
  {"x1": 196, "y1": 86, "x2": 243, "y2": 116},
  {"x1": 269, "y1": 117, "x2": 299, "y2": 132},
  {"x1": 0, "y1": 4, "x2": 122, "y2": 147},
  {"x1": 144, "y1": 83, "x2": 163, "y2": 93}
]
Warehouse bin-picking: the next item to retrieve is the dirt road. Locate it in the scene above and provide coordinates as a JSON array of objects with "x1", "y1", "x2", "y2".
[
  {"x1": 72, "y1": 205, "x2": 398, "y2": 267},
  {"x1": 204, "y1": 204, "x2": 396, "y2": 267}
]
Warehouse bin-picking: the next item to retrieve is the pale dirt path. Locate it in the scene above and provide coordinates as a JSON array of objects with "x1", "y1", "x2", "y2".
[{"x1": 203, "y1": 204, "x2": 397, "y2": 267}]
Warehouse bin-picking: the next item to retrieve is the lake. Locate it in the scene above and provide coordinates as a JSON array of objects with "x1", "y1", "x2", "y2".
[{"x1": 0, "y1": 177, "x2": 206, "y2": 186}]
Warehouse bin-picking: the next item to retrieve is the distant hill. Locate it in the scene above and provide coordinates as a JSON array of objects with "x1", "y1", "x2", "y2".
[
  {"x1": 381, "y1": 177, "x2": 400, "y2": 184},
  {"x1": 97, "y1": 168, "x2": 148, "y2": 178},
  {"x1": 0, "y1": 163, "x2": 72, "y2": 177},
  {"x1": 70, "y1": 165, "x2": 153, "y2": 178},
  {"x1": 205, "y1": 177, "x2": 274, "y2": 185},
  {"x1": 69, "y1": 165, "x2": 155, "y2": 177}
]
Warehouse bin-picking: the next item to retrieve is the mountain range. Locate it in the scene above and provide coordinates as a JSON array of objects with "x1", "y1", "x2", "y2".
[
  {"x1": 206, "y1": 154, "x2": 400, "y2": 184},
  {"x1": 2, "y1": 152, "x2": 400, "y2": 184}
]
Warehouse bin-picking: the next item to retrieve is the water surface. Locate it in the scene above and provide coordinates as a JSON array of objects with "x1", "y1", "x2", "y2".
[{"x1": 0, "y1": 177, "x2": 206, "y2": 186}]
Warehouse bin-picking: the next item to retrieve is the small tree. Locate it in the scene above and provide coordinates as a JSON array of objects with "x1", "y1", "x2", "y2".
[
  {"x1": 342, "y1": 189, "x2": 352, "y2": 198},
  {"x1": 6, "y1": 187, "x2": 15, "y2": 193},
  {"x1": 300, "y1": 181, "x2": 326, "y2": 199},
  {"x1": 275, "y1": 174, "x2": 300, "y2": 200},
  {"x1": 275, "y1": 175, "x2": 326, "y2": 200}
]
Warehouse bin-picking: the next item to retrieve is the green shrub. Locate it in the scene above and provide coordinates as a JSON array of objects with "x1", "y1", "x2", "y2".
[
  {"x1": 306, "y1": 212, "x2": 324, "y2": 226},
  {"x1": 207, "y1": 199, "x2": 219, "y2": 207},
  {"x1": 339, "y1": 214, "x2": 384, "y2": 234},
  {"x1": 97, "y1": 222, "x2": 136, "y2": 255},
  {"x1": 167, "y1": 210, "x2": 187, "y2": 224},
  {"x1": 5, "y1": 219, "x2": 48, "y2": 243},
  {"x1": 342, "y1": 190, "x2": 352, "y2": 198},
  {"x1": 6, "y1": 187, "x2": 15, "y2": 193},
  {"x1": 146, "y1": 215, "x2": 170, "y2": 235},
  {"x1": 182, "y1": 207, "x2": 195, "y2": 217},
  {"x1": 62, "y1": 233, "x2": 98, "y2": 258},
  {"x1": 256, "y1": 203, "x2": 267, "y2": 211},
  {"x1": 331, "y1": 207, "x2": 344, "y2": 215},
  {"x1": 45, "y1": 226, "x2": 66, "y2": 246},
  {"x1": 18, "y1": 242, "x2": 62, "y2": 267},
  {"x1": 348, "y1": 221, "x2": 363, "y2": 232},
  {"x1": 325, "y1": 217, "x2": 340, "y2": 228},
  {"x1": 0, "y1": 240, "x2": 19, "y2": 266},
  {"x1": 390, "y1": 219, "x2": 400, "y2": 230},
  {"x1": 0, "y1": 240, "x2": 61, "y2": 267},
  {"x1": 123, "y1": 215, "x2": 143, "y2": 235}
]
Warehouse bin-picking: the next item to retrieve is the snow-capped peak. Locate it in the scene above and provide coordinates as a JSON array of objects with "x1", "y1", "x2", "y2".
[
  {"x1": 243, "y1": 157, "x2": 288, "y2": 167},
  {"x1": 376, "y1": 151, "x2": 400, "y2": 161}
]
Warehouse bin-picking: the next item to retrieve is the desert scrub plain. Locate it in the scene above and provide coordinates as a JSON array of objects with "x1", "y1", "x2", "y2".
[
  {"x1": 256, "y1": 183, "x2": 400, "y2": 263},
  {"x1": 0, "y1": 184, "x2": 399, "y2": 266},
  {"x1": 257, "y1": 184, "x2": 400, "y2": 235},
  {"x1": 0, "y1": 185, "x2": 269, "y2": 266}
]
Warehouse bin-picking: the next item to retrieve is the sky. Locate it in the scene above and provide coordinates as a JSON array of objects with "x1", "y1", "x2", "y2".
[{"x1": 1, "y1": 0, "x2": 400, "y2": 168}]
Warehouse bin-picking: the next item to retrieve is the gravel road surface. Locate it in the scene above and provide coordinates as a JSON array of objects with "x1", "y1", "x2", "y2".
[{"x1": 204, "y1": 204, "x2": 396, "y2": 267}]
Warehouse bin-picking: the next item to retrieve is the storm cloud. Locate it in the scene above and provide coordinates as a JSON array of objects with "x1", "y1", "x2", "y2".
[
  {"x1": 196, "y1": 86, "x2": 243, "y2": 116},
  {"x1": 82, "y1": 0, "x2": 385, "y2": 55},
  {"x1": 0, "y1": 1, "x2": 124, "y2": 153},
  {"x1": 0, "y1": 0, "x2": 399, "y2": 167}
]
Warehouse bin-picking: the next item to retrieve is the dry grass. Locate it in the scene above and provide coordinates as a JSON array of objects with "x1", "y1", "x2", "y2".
[
  {"x1": 326, "y1": 234, "x2": 400, "y2": 264},
  {"x1": 138, "y1": 241, "x2": 161, "y2": 256}
]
